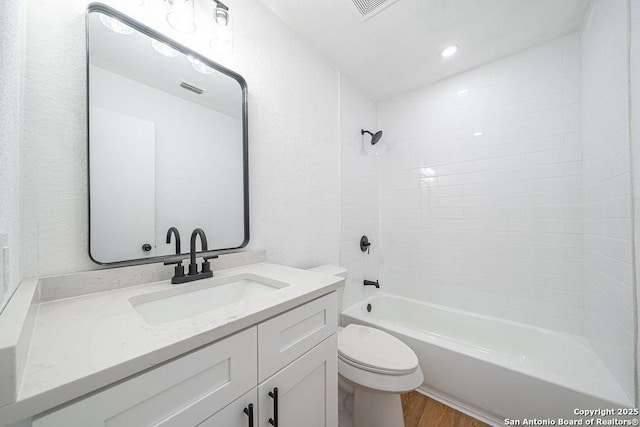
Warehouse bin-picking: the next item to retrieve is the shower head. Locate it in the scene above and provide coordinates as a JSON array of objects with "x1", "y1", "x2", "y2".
[{"x1": 361, "y1": 129, "x2": 383, "y2": 145}]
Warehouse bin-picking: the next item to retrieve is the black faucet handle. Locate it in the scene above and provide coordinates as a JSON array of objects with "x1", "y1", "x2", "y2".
[
  {"x1": 201, "y1": 254, "x2": 218, "y2": 273},
  {"x1": 360, "y1": 236, "x2": 371, "y2": 253},
  {"x1": 173, "y1": 264, "x2": 185, "y2": 278},
  {"x1": 163, "y1": 259, "x2": 185, "y2": 277}
]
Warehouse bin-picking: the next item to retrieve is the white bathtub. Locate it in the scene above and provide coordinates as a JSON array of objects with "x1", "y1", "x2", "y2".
[{"x1": 341, "y1": 292, "x2": 632, "y2": 425}]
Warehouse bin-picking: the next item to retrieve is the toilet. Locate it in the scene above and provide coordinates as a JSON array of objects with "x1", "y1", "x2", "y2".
[{"x1": 308, "y1": 265, "x2": 424, "y2": 427}]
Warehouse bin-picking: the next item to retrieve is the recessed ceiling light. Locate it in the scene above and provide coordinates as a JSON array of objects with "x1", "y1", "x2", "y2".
[
  {"x1": 440, "y1": 45, "x2": 459, "y2": 58},
  {"x1": 473, "y1": 131, "x2": 483, "y2": 137}
]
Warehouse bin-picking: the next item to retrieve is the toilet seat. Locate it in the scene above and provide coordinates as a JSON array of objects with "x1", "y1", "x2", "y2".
[
  {"x1": 338, "y1": 324, "x2": 419, "y2": 374},
  {"x1": 339, "y1": 353, "x2": 415, "y2": 376},
  {"x1": 338, "y1": 324, "x2": 424, "y2": 393}
]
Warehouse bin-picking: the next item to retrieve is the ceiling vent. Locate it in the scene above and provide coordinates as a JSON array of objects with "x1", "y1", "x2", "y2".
[
  {"x1": 351, "y1": 0, "x2": 399, "y2": 20},
  {"x1": 179, "y1": 81, "x2": 204, "y2": 95}
]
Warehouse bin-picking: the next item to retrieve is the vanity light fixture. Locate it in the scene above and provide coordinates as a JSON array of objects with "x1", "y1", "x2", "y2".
[
  {"x1": 99, "y1": 14, "x2": 134, "y2": 35},
  {"x1": 165, "y1": 0, "x2": 195, "y2": 34},
  {"x1": 440, "y1": 44, "x2": 459, "y2": 58},
  {"x1": 210, "y1": 0, "x2": 233, "y2": 53},
  {"x1": 151, "y1": 39, "x2": 180, "y2": 57},
  {"x1": 187, "y1": 55, "x2": 215, "y2": 74},
  {"x1": 213, "y1": 0, "x2": 229, "y2": 26}
]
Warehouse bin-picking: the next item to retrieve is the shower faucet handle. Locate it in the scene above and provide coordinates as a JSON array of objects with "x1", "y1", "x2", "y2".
[{"x1": 360, "y1": 235, "x2": 371, "y2": 253}]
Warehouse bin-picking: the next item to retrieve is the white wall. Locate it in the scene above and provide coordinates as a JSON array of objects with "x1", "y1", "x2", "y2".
[
  {"x1": 377, "y1": 34, "x2": 584, "y2": 334},
  {"x1": 582, "y1": 0, "x2": 635, "y2": 401},
  {"x1": 339, "y1": 73, "x2": 379, "y2": 309},
  {"x1": 20, "y1": 0, "x2": 340, "y2": 278},
  {"x1": 0, "y1": 2, "x2": 26, "y2": 311}
]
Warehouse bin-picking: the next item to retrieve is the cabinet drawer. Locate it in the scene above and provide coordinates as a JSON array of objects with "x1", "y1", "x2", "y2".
[
  {"x1": 34, "y1": 327, "x2": 257, "y2": 427},
  {"x1": 258, "y1": 292, "x2": 337, "y2": 382}
]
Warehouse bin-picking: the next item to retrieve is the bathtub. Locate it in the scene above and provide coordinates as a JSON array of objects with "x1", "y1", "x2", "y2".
[{"x1": 341, "y1": 292, "x2": 632, "y2": 425}]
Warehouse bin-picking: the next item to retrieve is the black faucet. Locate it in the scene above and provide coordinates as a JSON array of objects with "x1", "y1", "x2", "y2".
[
  {"x1": 170, "y1": 228, "x2": 218, "y2": 284},
  {"x1": 363, "y1": 279, "x2": 380, "y2": 288},
  {"x1": 163, "y1": 227, "x2": 185, "y2": 282}
]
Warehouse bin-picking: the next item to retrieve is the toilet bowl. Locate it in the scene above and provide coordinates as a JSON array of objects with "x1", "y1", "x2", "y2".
[
  {"x1": 338, "y1": 324, "x2": 424, "y2": 427},
  {"x1": 307, "y1": 265, "x2": 424, "y2": 427}
]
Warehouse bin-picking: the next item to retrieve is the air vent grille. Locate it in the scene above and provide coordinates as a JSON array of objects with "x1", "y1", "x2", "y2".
[
  {"x1": 180, "y1": 81, "x2": 204, "y2": 95},
  {"x1": 351, "y1": 0, "x2": 398, "y2": 19}
]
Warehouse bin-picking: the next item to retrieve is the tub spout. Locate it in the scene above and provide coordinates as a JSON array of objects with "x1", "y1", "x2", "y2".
[{"x1": 363, "y1": 279, "x2": 380, "y2": 288}]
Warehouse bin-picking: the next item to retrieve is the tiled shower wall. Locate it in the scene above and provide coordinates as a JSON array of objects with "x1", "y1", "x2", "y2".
[
  {"x1": 582, "y1": 0, "x2": 635, "y2": 401},
  {"x1": 377, "y1": 34, "x2": 584, "y2": 334},
  {"x1": 339, "y1": 73, "x2": 380, "y2": 310}
]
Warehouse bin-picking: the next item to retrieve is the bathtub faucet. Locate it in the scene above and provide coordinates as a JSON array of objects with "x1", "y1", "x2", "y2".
[{"x1": 363, "y1": 279, "x2": 380, "y2": 288}]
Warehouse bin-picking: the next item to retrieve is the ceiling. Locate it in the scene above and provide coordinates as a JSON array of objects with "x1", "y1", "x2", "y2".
[{"x1": 260, "y1": 0, "x2": 592, "y2": 101}]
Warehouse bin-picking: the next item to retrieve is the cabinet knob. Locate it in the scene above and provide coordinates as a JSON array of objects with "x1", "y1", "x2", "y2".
[{"x1": 141, "y1": 243, "x2": 152, "y2": 252}]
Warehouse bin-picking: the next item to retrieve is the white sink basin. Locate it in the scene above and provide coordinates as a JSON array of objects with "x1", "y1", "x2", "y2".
[{"x1": 129, "y1": 273, "x2": 289, "y2": 325}]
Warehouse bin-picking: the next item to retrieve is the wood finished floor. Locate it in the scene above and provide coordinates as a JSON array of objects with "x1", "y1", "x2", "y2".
[{"x1": 401, "y1": 391, "x2": 489, "y2": 427}]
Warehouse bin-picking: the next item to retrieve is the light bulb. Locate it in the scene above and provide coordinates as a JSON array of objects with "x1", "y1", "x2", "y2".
[
  {"x1": 152, "y1": 39, "x2": 179, "y2": 57},
  {"x1": 99, "y1": 14, "x2": 133, "y2": 35},
  {"x1": 215, "y1": 8, "x2": 229, "y2": 26},
  {"x1": 165, "y1": 0, "x2": 195, "y2": 34},
  {"x1": 188, "y1": 56, "x2": 215, "y2": 74}
]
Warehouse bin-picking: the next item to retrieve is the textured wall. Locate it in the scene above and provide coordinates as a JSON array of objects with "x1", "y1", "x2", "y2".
[
  {"x1": 582, "y1": 0, "x2": 635, "y2": 401},
  {"x1": 20, "y1": 0, "x2": 340, "y2": 279},
  {"x1": 0, "y1": 2, "x2": 25, "y2": 311},
  {"x1": 377, "y1": 34, "x2": 584, "y2": 334},
  {"x1": 339, "y1": 73, "x2": 379, "y2": 309}
]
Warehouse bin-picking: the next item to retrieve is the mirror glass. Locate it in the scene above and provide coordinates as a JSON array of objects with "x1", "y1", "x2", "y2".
[{"x1": 87, "y1": 6, "x2": 248, "y2": 265}]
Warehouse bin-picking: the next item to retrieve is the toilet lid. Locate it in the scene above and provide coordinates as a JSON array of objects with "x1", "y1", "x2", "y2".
[{"x1": 338, "y1": 324, "x2": 418, "y2": 375}]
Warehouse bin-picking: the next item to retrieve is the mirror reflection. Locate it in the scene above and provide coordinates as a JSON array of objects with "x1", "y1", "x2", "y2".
[{"x1": 87, "y1": 7, "x2": 248, "y2": 265}]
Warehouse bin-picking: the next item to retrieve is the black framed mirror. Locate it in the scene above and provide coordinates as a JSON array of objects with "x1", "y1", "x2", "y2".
[{"x1": 87, "y1": 4, "x2": 249, "y2": 265}]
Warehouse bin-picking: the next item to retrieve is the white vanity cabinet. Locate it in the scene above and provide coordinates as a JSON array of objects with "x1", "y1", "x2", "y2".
[
  {"x1": 257, "y1": 336, "x2": 337, "y2": 427},
  {"x1": 256, "y1": 293, "x2": 338, "y2": 427},
  {"x1": 32, "y1": 327, "x2": 258, "y2": 427},
  {"x1": 31, "y1": 292, "x2": 338, "y2": 427}
]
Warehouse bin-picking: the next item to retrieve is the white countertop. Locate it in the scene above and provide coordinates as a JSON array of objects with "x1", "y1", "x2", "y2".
[{"x1": 0, "y1": 261, "x2": 343, "y2": 425}]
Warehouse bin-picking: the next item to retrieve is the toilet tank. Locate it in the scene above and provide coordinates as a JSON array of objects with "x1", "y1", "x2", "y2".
[{"x1": 307, "y1": 264, "x2": 348, "y2": 279}]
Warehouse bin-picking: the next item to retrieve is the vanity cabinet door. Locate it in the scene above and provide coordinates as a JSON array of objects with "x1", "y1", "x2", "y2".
[
  {"x1": 197, "y1": 388, "x2": 257, "y2": 427},
  {"x1": 257, "y1": 334, "x2": 337, "y2": 427},
  {"x1": 33, "y1": 327, "x2": 257, "y2": 427}
]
